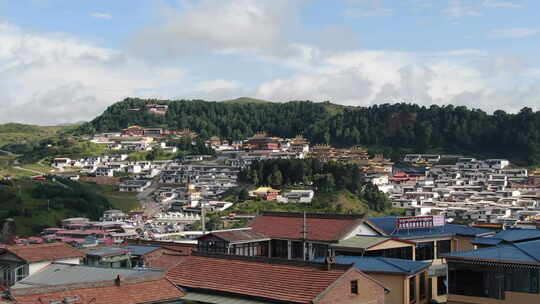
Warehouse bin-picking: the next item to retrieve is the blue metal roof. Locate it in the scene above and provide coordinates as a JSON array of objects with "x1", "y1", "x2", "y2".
[
  {"x1": 368, "y1": 216, "x2": 492, "y2": 239},
  {"x1": 443, "y1": 239, "x2": 540, "y2": 264},
  {"x1": 315, "y1": 256, "x2": 431, "y2": 275},
  {"x1": 126, "y1": 245, "x2": 162, "y2": 256},
  {"x1": 86, "y1": 247, "x2": 130, "y2": 257},
  {"x1": 472, "y1": 228, "x2": 540, "y2": 245},
  {"x1": 470, "y1": 238, "x2": 503, "y2": 246}
]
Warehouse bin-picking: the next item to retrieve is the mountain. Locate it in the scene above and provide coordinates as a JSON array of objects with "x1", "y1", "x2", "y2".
[
  {"x1": 75, "y1": 98, "x2": 540, "y2": 165},
  {"x1": 221, "y1": 97, "x2": 271, "y2": 104}
]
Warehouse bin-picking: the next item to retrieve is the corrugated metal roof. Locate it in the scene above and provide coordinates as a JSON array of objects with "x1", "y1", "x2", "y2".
[
  {"x1": 183, "y1": 292, "x2": 273, "y2": 304},
  {"x1": 368, "y1": 216, "x2": 492, "y2": 239},
  {"x1": 11, "y1": 263, "x2": 163, "y2": 289},
  {"x1": 331, "y1": 236, "x2": 389, "y2": 249},
  {"x1": 444, "y1": 239, "x2": 540, "y2": 264},
  {"x1": 126, "y1": 245, "x2": 161, "y2": 256},
  {"x1": 315, "y1": 256, "x2": 431, "y2": 275}
]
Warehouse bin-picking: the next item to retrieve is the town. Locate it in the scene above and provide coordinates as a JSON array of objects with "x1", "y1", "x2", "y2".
[{"x1": 1, "y1": 123, "x2": 540, "y2": 304}]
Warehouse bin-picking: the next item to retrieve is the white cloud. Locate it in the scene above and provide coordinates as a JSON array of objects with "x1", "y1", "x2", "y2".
[
  {"x1": 254, "y1": 49, "x2": 539, "y2": 113},
  {"x1": 343, "y1": 0, "x2": 394, "y2": 17},
  {"x1": 133, "y1": 0, "x2": 300, "y2": 59},
  {"x1": 0, "y1": 22, "x2": 186, "y2": 124},
  {"x1": 489, "y1": 27, "x2": 540, "y2": 38},
  {"x1": 482, "y1": 0, "x2": 523, "y2": 8},
  {"x1": 91, "y1": 12, "x2": 112, "y2": 19},
  {"x1": 443, "y1": 0, "x2": 482, "y2": 18}
]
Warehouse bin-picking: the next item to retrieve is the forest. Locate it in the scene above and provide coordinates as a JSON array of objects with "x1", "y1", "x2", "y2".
[
  {"x1": 238, "y1": 159, "x2": 391, "y2": 212},
  {"x1": 76, "y1": 98, "x2": 540, "y2": 164}
]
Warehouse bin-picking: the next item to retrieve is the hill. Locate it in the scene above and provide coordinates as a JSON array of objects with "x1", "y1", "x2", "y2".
[
  {"x1": 75, "y1": 98, "x2": 540, "y2": 165},
  {"x1": 0, "y1": 177, "x2": 114, "y2": 236},
  {"x1": 0, "y1": 123, "x2": 68, "y2": 148},
  {"x1": 222, "y1": 97, "x2": 271, "y2": 104}
]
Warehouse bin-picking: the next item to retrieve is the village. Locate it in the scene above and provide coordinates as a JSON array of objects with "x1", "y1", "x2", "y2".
[{"x1": 2, "y1": 122, "x2": 540, "y2": 303}]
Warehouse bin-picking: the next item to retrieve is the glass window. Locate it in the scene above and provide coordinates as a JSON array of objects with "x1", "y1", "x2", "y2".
[
  {"x1": 415, "y1": 242, "x2": 434, "y2": 261},
  {"x1": 419, "y1": 272, "x2": 426, "y2": 299},
  {"x1": 436, "y1": 240, "x2": 451, "y2": 258},
  {"x1": 437, "y1": 275, "x2": 447, "y2": 296},
  {"x1": 350, "y1": 280, "x2": 358, "y2": 295}
]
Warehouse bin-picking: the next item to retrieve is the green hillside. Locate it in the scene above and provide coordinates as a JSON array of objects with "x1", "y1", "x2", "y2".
[{"x1": 76, "y1": 98, "x2": 540, "y2": 165}]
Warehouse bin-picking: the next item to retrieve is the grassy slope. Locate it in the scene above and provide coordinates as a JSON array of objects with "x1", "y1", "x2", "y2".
[
  {"x1": 221, "y1": 97, "x2": 272, "y2": 104},
  {"x1": 225, "y1": 190, "x2": 403, "y2": 216},
  {"x1": 0, "y1": 123, "x2": 67, "y2": 147}
]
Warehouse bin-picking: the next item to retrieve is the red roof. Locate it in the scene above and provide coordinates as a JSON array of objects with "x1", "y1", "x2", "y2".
[
  {"x1": 199, "y1": 229, "x2": 269, "y2": 243},
  {"x1": 12, "y1": 279, "x2": 184, "y2": 304},
  {"x1": 167, "y1": 253, "x2": 353, "y2": 304},
  {"x1": 146, "y1": 252, "x2": 189, "y2": 270},
  {"x1": 249, "y1": 212, "x2": 370, "y2": 242},
  {"x1": 1, "y1": 243, "x2": 84, "y2": 263}
]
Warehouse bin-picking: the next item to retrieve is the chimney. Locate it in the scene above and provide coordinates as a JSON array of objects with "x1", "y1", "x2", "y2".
[{"x1": 325, "y1": 257, "x2": 336, "y2": 271}]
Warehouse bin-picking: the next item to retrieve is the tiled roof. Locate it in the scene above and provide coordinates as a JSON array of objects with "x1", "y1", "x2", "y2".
[
  {"x1": 331, "y1": 235, "x2": 412, "y2": 250},
  {"x1": 167, "y1": 253, "x2": 354, "y2": 303},
  {"x1": 368, "y1": 216, "x2": 492, "y2": 239},
  {"x1": 145, "y1": 252, "x2": 189, "y2": 270},
  {"x1": 249, "y1": 212, "x2": 368, "y2": 242},
  {"x1": 12, "y1": 279, "x2": 184, "y2": 304},
  {"x1": 471, "y1": 228, "x2": 540, "y2": 246},
  {"x1": 443, "y1": 239, "x2": 540, "y2": 265},
  {"x1": 199, "y1": 229, "x2": 270, "y2": 243},
  {"x1": 316, "y1": 256, "x2": 431, "y2": 275},
  {"x1": 1, "y1": 243, "x2": 84, "y2": 263}
]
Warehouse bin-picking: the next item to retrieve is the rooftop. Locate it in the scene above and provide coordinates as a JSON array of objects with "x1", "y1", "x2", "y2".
[
  {"x1": 368, "y1": 216, "x2": 492, "y2": 240},
  {"x1": 471, "y1": 228, "x2": 540, "y2": 246},
  {"x1": 330, "y1": 235, "x2": 413, "y2": 250},
  {"x1": 167, "y1": 252, "x2": 357, "y2": 304},
  {"x1": 316, "y1": 256, "x2": 431, "y2": 275},
  {"x1": 0, "y1": 243, "x2": 84, "y2": 263},
  {"x1": 198, "y1": 228, "x2": 270, "y2": 244},
  {"x1": 249, "y1": 212, "x2": 373, "y2": 242},
  {"x1": 443, "y1": 239, "x2": 540, "y2": 265}
]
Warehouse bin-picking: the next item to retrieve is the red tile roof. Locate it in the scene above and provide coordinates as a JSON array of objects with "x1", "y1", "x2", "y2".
[
  {"x1": 146, "y1": 252, "x2": 189, "y2": 270},
  {"x1": 1, "y1": 243, "x2": 84, "y2": 263},
  {"x1": 249, "y1": 212, "x2": 372, "y2": 242},
  {"x1": 167, "y1": 253, "x2": 353, "y2": 304},
  {"x1": 12, "y1": 279, "x2": 184, "y2": 304}
]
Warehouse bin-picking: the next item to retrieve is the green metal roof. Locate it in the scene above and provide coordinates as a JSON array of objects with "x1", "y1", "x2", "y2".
[
  {"x1": 331, "y1": 235, "x2": 390, "y2": 249},
  {"x1": 182, "y1": 292, "x2": 273, "y2": 304}
]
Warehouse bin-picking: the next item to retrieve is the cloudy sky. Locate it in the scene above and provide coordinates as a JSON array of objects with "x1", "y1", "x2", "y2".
[{"x1": 1, "y1": 0, "x2": 539, "y2": 124}]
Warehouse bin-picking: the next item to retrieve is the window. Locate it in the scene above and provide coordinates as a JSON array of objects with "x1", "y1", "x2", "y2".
[
  {"x1": 415, "y1": 242, "x2": 434, "y2": 261},
  {"x1": 350, "y1": 280, "x2": 358, "y2": 295},
  {"x1": 436, "y1": 240, "x2": 452, "y2": 258},
  {"x1": 15, "y1": 265, "x2": 28, "y2": 282}
]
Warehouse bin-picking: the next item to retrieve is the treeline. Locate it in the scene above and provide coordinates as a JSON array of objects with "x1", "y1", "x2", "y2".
[
  {"x1": 0, "y1": 178, "x2": 112, "y2": 235},
  {"x1": 77, "y1": 98, "x2": 540, "y2": 164},
  {"x1": 238, "y1": 159, "x2": 390, "y2": 212}
]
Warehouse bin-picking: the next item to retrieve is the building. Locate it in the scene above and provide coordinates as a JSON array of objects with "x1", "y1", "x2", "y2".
[
  {"x1": 246, "y1": 132, "x2": 281, "y2": 151},
  {"x1": 85, "y1": 247, "x2": 132, "y2": 268},
  {"x1": 471, "y1": 228, "x2": 540, "y2": 248},
  {"x1": 197, "y1": 229, "x2": 271, "y2": 256},
  {"x1": 119, "y1": 180, "x2": 151, "y2": 192},
  {"x1": 277, "y1": 189, "x2": 315, "y2": 203},
  {"x1": 0, "y1": 243, "x2": 83, "y2": 287},
  {"x1": 249, "y1": 187, "x2": 280, "y2": 201},
  {"x1": 320, "y1": 256, "x2": 432, "y2": 304},
  {"x1": 167, "y1": 252, "x2": 388, "y2": 304},
  {"x1": 6, "y1": 263, "x2": 184, "y2": 304},
  {"x1": 289, "y1": 135, "x2": 310, "y2": 153},
  {"x1": 444, "y1": 239, "x2": 540, "y2": 304}
]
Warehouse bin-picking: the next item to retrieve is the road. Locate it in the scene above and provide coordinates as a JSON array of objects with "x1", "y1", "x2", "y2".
[{"x1": 137, "y1": 181, "x2": 162, "y2": 217}]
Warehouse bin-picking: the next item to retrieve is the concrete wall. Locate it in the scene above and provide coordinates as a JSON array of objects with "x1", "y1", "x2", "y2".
[
  {"x1": 317, "y1": 270, "x2": 385, "y2": 304},
  {"x1": 368, "y1": 273, "x2": 406, "y2": 304}
]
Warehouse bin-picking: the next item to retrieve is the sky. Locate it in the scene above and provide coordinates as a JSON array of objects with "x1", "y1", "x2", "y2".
[{"x1": 1, "y1": 0, "x2": 540, "y2": 124}]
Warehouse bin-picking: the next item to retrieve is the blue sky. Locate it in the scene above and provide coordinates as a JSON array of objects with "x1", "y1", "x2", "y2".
[{"x1": 0, "y1": 0, "x2": 539, "y2": 124}]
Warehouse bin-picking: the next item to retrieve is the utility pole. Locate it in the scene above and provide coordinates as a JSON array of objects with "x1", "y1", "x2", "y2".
[{"x1": 302, "y1": 211, "x2": 308, "y2": 260}]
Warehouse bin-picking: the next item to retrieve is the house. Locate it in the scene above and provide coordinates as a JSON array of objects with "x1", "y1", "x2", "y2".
[
  {"x1": 96, "y1": 166, "x2": 114, "y2": 177},
  {"x1": 85, "y1": 247, "x2": 132, "y2": 268},
  {"x1": 443, "y1": 239, "x2": 540, "y2": 304},
  {"x1": 51, "y1": 158, "x2": 71, "y2": 169},
  {"x1": 277, "y1": 189, "x2": 315, "y2": 203},
  {"x1": 249, "y1": 186, "x2": 280, "y2": 201},
  {"x1": 167, "y1": 252, "x2": 388, "y2": 304},
  {"x1": 248, "y1": 212, "x2": 384, "y2": 260},
  {"x1": 101, "y1": 209, "x2": 128, "y2": 221},
  {"x1": 317, "y1": 256, "x2": 432, "y2": 304},
  {"x1": 368, "y1": 215, "x2": 494, "y2": 301},
  {"x1": 0, "y1": 243, "x2": 83, "y2": 287},
  {"x1": 246, "y1": 132, "x2": 281, "y2": 151},
  {"x1": 119, "y1": 180, "x2": 151, "y2": 192},
  {"x1": 197, "y1": 229, "x2": 271, "y2": 256},
  {"x1": 6, "y1": 263, "x2": 184, "y2": 304}
]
